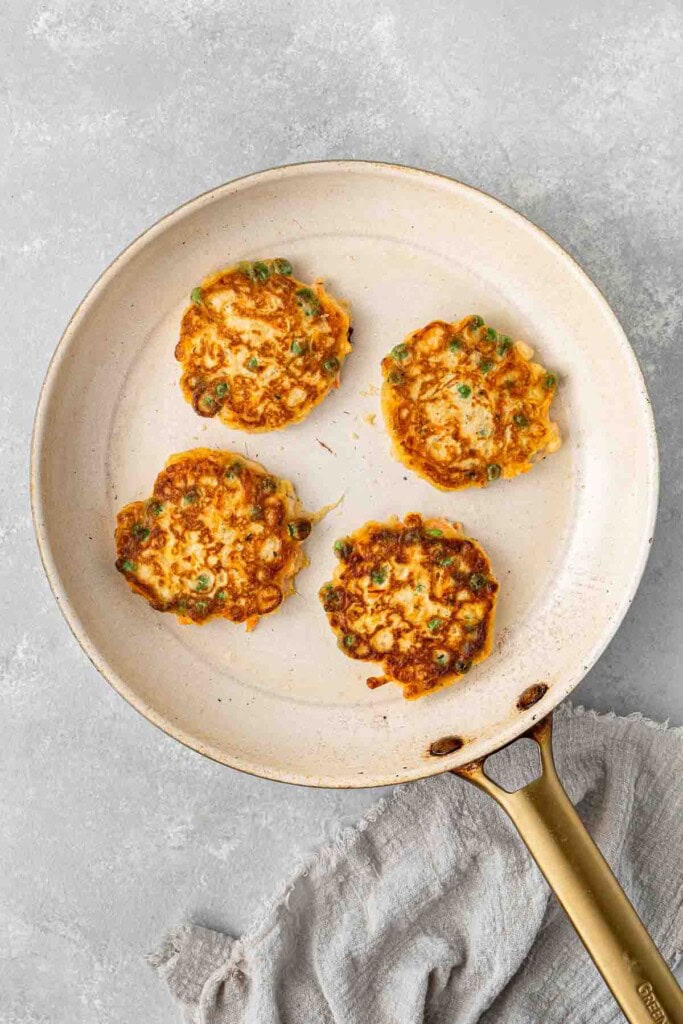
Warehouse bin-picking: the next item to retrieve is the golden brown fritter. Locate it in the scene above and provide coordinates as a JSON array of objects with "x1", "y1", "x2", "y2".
[
  {"x1": 115, "y1": 448, "x2": 313, "y2": 628},
  {"x1": 319, "y1": 514, "x2": 498, "y2": 700},
  {"x1": 381, "y1": 315, "x2": 561, "y2": 490},
  {"x1": 175, "y1": 259, "x2": 352, "y2": 432}
]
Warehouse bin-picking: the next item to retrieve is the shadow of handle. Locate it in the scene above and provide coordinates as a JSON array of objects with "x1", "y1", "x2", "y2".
[{"x1": 452, "y1": 713, "x2": 683, "y2": 1024}]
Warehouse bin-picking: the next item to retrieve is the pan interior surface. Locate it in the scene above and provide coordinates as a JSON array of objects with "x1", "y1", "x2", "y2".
[{"x1": 31, "y1": 162, "x2": 657, "y2": 787}]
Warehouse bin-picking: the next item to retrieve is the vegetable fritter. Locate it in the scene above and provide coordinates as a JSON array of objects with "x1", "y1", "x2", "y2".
[
  {"x1": 176, "y1": 259, "x2": 352, "y2": 432},
  {"x1": 115, "y1": 448, "x2": 313, "y2": 628},
  {"x1": 381, "y1": 315, "x2": 561, "y2": 490},
  {"x1": 319, "y1": 514, "x2": 498, "y2": 699}
]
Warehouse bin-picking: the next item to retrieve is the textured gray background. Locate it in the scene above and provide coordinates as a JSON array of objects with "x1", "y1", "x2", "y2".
[{"x1": 2, "y1": 0, "x2": 682, "y2": 1020}]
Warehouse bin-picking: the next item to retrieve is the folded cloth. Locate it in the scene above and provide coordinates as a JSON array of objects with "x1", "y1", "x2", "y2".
[{"x1": 151, "y1": 704, "x2": 683, "y2": 1023}]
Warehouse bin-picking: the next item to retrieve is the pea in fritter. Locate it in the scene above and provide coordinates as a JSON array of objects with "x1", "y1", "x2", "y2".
[
  {"x1": 319, "y1": 514, "x2": 498, "y2": 700},
  {"x1": 381, "y1": 315, "x2": 561, "y2": 490},
  {"x1": 175, "y1": 259, "x2": 352, "y2": 432},
  {"x1": 115, "y1": 448, "x2": 314, "y2": 628}
]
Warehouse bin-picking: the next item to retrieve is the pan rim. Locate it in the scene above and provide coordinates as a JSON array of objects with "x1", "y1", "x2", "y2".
[{"x1": 30, "y1": 159, "x2": 659, "y2": 788}]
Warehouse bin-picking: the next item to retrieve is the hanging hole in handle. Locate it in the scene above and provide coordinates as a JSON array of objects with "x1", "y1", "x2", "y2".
[{"x1": 483, "y1": 737, "x2": 542, "y2": 792}]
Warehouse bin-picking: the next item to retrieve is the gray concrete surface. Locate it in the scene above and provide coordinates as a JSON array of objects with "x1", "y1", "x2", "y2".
[{"x1": 2, "y1": 0, "x2": 682, "y2": 1019}]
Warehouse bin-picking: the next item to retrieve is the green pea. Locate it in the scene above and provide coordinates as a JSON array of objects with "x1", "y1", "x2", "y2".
[
  {"x1": 514, "y1": 413, "x2": 529, "y2": 427},
  {"x1": 449, "y1": 338, "x2": 462, "y2": 352},
  {"x1": 457, "y1": 384, "x2": 471, "y2": 398},
  {"x1": 545, "y1": 373, "x2": 558, "y2": 389},
  {"x1": 287, "y1": 519, "x2": 312, "y2": 540},
  {"x1": 370, "y1": 566, "x2": 388, "y2": 585},
  {"x1": 426, "y1": 528, "x2": 443, "y2": 537},
  {"x1": 295, "y1": 288, "x2": 322, "y2": 317},
  {"x1": 486, "y1": 327, "x2": 497, "y2": 341},
  {"x1": 272, "y1": 258, "x2": 292, "y2": 276},
  {"x1": 435, "y1": 652, "x2": 449, "y2": 666},
  {"x1": 469, "y1": 573, "x2": 488, "y2": 590},
  {"x1": 216, "y1": 590, "x2": 226, "y2": 601},
  {"x1": 438, "y1": 555, "x2": 454, "y2": 567},
  {"x1": 182, "y1": 490, "x2": 198, "y2": 505},
  {"x1": 148, "y1": 501, "x2": 165, "y2": 516},
  {"x1": 414, "y1": 582, "x2": 426, "y2": 593},
  {"x1": 198, "y1": 392, "x2": 216, "y2": 412},
  {"x1": 323, "y1": 357, "x2": 340, "y2": 374},
  {"x1": 225, "y1": 462, "x2": 242, "y2": 479},
  {"x1": 190, "y1": 287, "x2": 202, "y2": 305},
  {"x1": 121, "y1": 560, "x2": 137, "y2": 573},
  {"x1": 497, "y1": 336, "x2": 512, "y2": 356},
  {"x1": 247, "y1": 356, "x2": 259, "y2": 370},
  {"x1": 391, "y1": 343, "x2": 409, "y2": 361},
  {"x1": 427, "y1": 617, "x2": 443, "y2": 632},
  {"x1": 388, "y1": 369, "x2": 405, "y2": 385},
  {"x1": 252, "y1": 261, "x2": 270, "y2": 281},
  {"x1": 132, "y1": 524, "x2": 150, "y2": 541},
  {"x1": 250, "y1": 506, "x2": 264, "y2": 521},
  {"x1": 334, "y1": 539, "x2": 353, "y2": 559},
  {"x1": 479, "y1": 360, "x2": 494, "y2": 374},
  {"x1": 290, "y1": 339, "x2": 308, "y2": 356},
  {"x1": 470, "y1": 315, "x2": 484, "y2": 328},
  {"x1": 195, "y1": 573, "x2": 211, "y2": 592},
  {"x1": 322, "y1": 585, "x2": 343, "y2": 610},
  {"x1": 342, "y1": 634, "x2": 358, "y2": 649},
  {"x1": 214, "y1": 381, "x2": 229, "y2": 398},
  {"x1": 487, "y1": 464, "x2": 501, "y2": 481}
]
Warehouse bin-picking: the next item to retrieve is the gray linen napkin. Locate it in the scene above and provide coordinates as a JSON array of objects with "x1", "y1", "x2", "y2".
[{"x1": 151, "y1": 704, "x2": 683, "y2": 1023}]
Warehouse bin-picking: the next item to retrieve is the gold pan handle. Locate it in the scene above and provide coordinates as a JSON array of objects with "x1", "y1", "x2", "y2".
[{"x1": 453, "y1": 713, "x2": 683, "y2": 1024}]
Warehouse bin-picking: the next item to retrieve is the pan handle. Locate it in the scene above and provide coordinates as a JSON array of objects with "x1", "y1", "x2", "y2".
[{"x1": 452, "y1": 713, "x2": 683, "y2": 1024}]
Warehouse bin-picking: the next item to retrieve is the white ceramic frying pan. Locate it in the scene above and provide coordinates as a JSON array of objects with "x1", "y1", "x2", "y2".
[{"x1": 31, "y1": 162, "x2": 682, "y2": 1021}]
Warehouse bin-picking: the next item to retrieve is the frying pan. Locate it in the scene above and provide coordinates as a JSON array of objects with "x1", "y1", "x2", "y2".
[{"x1": 31, "y1": 161, "x2": 682, "y2": 1021}]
